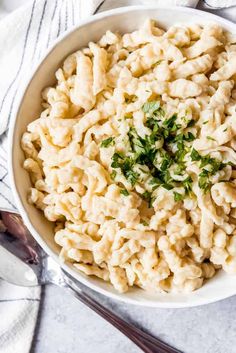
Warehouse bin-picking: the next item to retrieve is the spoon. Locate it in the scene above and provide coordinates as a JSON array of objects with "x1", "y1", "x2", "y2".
[{"x1": 0, "y1": 209, "x2": 182, "y2": 353}]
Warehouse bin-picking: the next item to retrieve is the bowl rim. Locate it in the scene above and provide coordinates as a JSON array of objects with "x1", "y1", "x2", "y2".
[{"x1": 8, "y1": 4, "x2": 236, "y2": 308}]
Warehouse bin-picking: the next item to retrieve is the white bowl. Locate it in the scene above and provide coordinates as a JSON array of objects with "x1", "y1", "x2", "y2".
[{"x1": 9, "y1": 5, "x2": 236, "y2": 308}]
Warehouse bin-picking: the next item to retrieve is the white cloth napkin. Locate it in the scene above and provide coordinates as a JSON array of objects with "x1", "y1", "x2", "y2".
[{"x1": 0, "y1": 1, "x2": 236, "y2": 353}]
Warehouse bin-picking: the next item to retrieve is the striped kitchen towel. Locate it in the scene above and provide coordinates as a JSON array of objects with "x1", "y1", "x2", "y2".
[{"x1": 1, "y1": 1, "x2": 236, "y2": 353}]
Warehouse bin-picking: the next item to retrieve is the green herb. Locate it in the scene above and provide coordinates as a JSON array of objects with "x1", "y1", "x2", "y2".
[
  {"x1": 142, "y1": 101, "x2": 160, "y2": 115},
  {"x1": 149, "y1": 177, "x2": 162, "y2": 190},
  {"x1": 110, "y1": 170, "x2": 117, "y2": 180},
  {"x1": 203, "y1": 120, "x2": 209, "y2": 125},
  {"x1": 183, "y1": 176, "x2": 193, "y2": 193},
  {"x1": 120, "y1": 189, "x2": 129, "y2": 196},
  {"x1": 206, "y1": 136, "x2": 216, "y2": 141},
  {"x1": 174, "y1": 191, "x2": 185, "y2": 202},
  {"x1": 111, "y1": 152, "x2": 124, "y2": 168},
  {"x1": 160, "y1": 154, "x2": 172, "y2": 171},
  {"x1": 101, "y1": 137, "x2": 115, "y2": 148},
  {"x1": 140, "y1": 219, "x2": 149, "y2": 226},
  {"x1": 187, "y1": 119, "x2": 195, "y2": 127},
  {"x1": 223, "y1": 127, "x2": 228, "y2": 132},
  {"x1": 126, "y1": 170, "x2": 139, "y2": 186},
  {"x1": 190, "y1": 148, "x2": 201, "y2": 161},
  {"x1": 141, "y1": 191, "x2": 153, "y2": 207},
  {"x1": 198, "y1": 169, "x2": 211, "y2": 192},
  {"x1": 162, "y1": 183, "x2": 174, "y2": 190},
  {"x1": 174, "y1": 163, "x2": 186, "y2": 175}
]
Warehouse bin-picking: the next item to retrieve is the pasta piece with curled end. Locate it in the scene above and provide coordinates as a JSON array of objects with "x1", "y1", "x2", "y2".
[
  {"x1": 133, "y1": 110, "x2": 150, "y2": 138},
  {"x1": 222, "y1": 256, "x2": 236, "y2": 274},
  {"x1": 194, "y1": 185, "x2": 223, "y2": 225},
  {"x1": 173, "y1": 264, "x2": 202, "y2": 287},
  {"x1": 62, "y1": 52, "x2": 77, "y2": 78},
  {"x1": 199, "y1": 214, "x2": 214, "y2": 249},
  {"x1": 21, "y1": 132, "x2": 40, "y2": 161},
  {"x1": 158, "y1": 39, "x2": 183, "y2": 61},
  {"x1": 91, "y1": 196, "x2": 140, "y2": 226},
  {"x1": 42, "y1": 87, "x2": 70, "y2": 119},
  {"x1": 137, "y1": 247, "x2": 158, "y2": 272},
  {"x1": 209, "y1": 80, "x2": 234, "y2": 109},
  {"x1": 182, "y1": 278, "x2": 204, "y2": 292},
  {"x1": 72, "y1": 155, "x2": 109, "y2": 193},
  {"x1": 40, "y1": 118, "x2": 76, "y2": 147},
  {"x1": 93, "y1": 221, "x2": 119, "y2": 264},
  {"x1": 117, "y1": 229, "x2": 156, "y2": 248},
  {"x1": 153, "y1": 61, "x2": 171, "y2": 81},
  {"x1": 28, "y1": 188, "x2": 46, "y2": 210},
  {"x1": 158, "y1": 236, "x2": 182, "y2": 271},
  {"x1": 70, "y1": 52, "x2": 95, "y2": 111},
  {"x1": 68, "y1": 224, "x2": 99, "y2": 244},
  {"x1": 186, "y1": 237, "x2": 205, "y2": 263},
  {"x1": 128, "y1": 259, "x2": 149, "y2": 289},
  {"x1": 44, "y1": 192, "x2": 82, "y2": 223},
  {"x1": 213, "y1": 229, "x2": 227, "y2": 248},
  {"x1": 211, "y1": 182, "x2": 236, "y2": 214},
  {"x1": 73, "y1": 110, "x2": 102, "y2": 142},
  {"x1": 55, "y1": 228, "x2": 95, "y2": 252},
  {"x1": 193, "y1": 122, "x2": 234, "y2": 151},
  {"x1": 168, "y1": 79, "x2": 202, "y2": 98},
  {"x1": 164, "y1": 25, "x2": 190, "y2": 47},
  {"x1": 210, "y1": 246, "x2": 228, "y2": 266},
  {"x1": 152, "y1": 188, "x2": 176, "y2": 212},
  {"x1": 98, "y1": 30, "x2": 120, "y2": 47},
  {"x1": 74, "y1": 263, "x2": 110, "y2": 281},
  {"x1": 149, "y1": 210, "x2": 169, "y2": 231},
  {"x1": 183, "y1": 35, "x2": 221, "y2": 59},
  {"x1": 210, "y1": 52, "x2": 236, "y2": 81},
  {"x1": 89, "y1": 42, "x2": 107, "y2": 95},
  {"x1": 166, "y1": 209, "x2": 194, "y2": 243},
  {"x1": 191, "y1": 73, "x2": 209, "y2": 91},
  {"x1": 109, "y1": 239, "x2": 140, "y2": 266},
  {"x1": 39, "y1": 141, "x2": 80, "y2": 167},
  {"x1": 108, "y1": 265, "x2": 129, "y2": 293},
  {"x1": 214, "y1": 51, "x2": 228, "y2": 69},
  {"x1": 172, "y1": 54, "x2": 213, "y2": 79},
  {"x1": 23, "y1": 158, "x2": 43, "y2": 184},
  {"x1": 122, "y1": 263, "x2": 136, "y2": 287},
  {"x1": 66, "y1": 249, "x2": 94, "y2": 264},
  {"x1": 201, "y1": 262, "x2": 215, "y2": 279},
  {"x1": 122, "y1": 19, "x2": 163, "y2": 48}
]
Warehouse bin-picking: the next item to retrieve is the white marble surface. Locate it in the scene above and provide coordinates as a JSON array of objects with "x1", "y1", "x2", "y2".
[{"x1": 32, "y1": 285, "x2": 236, "y2": 353}]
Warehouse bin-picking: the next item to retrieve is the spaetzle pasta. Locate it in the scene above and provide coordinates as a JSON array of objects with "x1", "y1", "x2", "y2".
[{"x1": 22, "y1": 20, "x2": 236, "y2": 294}]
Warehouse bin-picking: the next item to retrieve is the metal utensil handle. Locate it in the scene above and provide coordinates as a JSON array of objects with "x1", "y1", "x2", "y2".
[{"x1": 66, "y1": 285, "x2": 182, "y2": 353}]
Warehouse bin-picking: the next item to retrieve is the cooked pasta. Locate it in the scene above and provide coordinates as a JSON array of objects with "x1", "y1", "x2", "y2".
[{"x1": 22, "y1": 20, "x2": 236, "y2": 294}]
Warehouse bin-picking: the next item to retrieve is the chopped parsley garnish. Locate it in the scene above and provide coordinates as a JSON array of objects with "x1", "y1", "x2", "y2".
[
  {"x1": 101, "y1": 137, "x2": 115, "y2": 148},
  {"x1": 174, "y1": 191, "x2": 185, "y2": 202},
  {"x1": 110, "y1": 170, "x2": 117, "y2": 180},
  {"x1": 198, "y1": 169, "x2": 212, "y2": 192},
  {"x1": 109, "y1": 100, "x2": 231, "y2": 204},
  {"x1": 140, "y1": 219, "x2": 149, "y2": 226},
  {"x1": 206, "y1": 136, "x2": 216, "y2": 141},
  {"x1": 183, "y1": 176, "x2": 193, "y2": 194},
  {"x1": 187, "y1": 119, "x2": 195, "y2": 127},
  {"x1": 141, "y1": 191, "x2": 154, "y2": 207},
  {"x1": 190, "y1": 148, "x2": 201, "y2": 161},
  {"x1": 120, "y1": 189, "x2": 129, "y2": 196}
]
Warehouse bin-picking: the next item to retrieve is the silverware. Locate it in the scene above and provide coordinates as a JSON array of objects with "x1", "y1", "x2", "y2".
[{"x1": 0, "y1": 210, "x2": 182, "y2": 353}]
